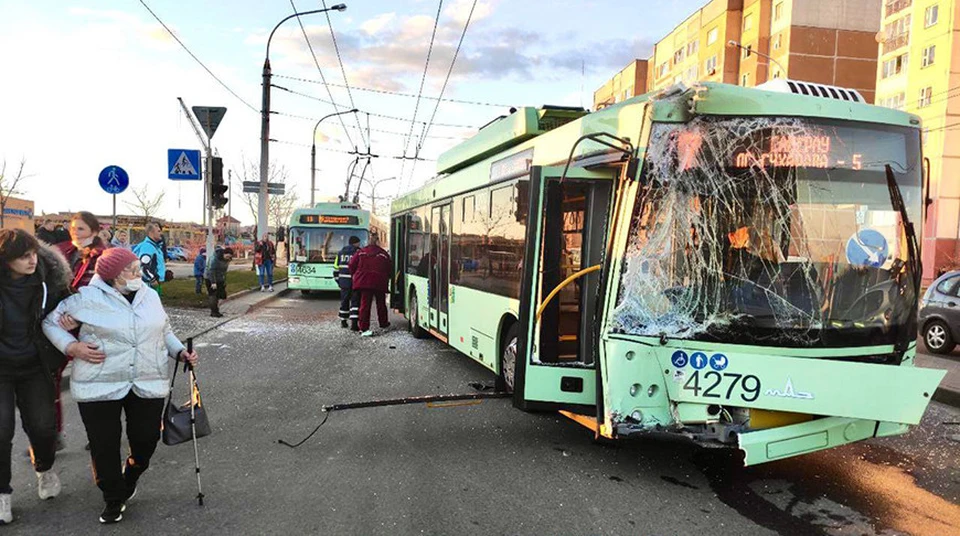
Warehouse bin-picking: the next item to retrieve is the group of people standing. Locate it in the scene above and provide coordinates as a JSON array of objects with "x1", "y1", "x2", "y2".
[
  {"x1": 0, "y1": 212, "x2": 198, "y2": 525},
  {"x1": 335, "y1": 233, "x2": 392, "y2": 336}
]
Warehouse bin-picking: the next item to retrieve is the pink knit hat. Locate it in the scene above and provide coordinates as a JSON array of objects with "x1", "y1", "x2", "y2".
[{"x1": 95, "y1": 247, "x2": 138, "y2": 280}]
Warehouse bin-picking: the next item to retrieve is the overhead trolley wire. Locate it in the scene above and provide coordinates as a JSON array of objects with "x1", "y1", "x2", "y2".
[
  {"x1": 400, "y1": 0, "x2": 445, "y2": 191},
  {"x1": 138, "y1": 0, "x2": 257, "y2": 112},
  {"x1": 319, "y1": 0, "x2": 369, "y2": 152},
  {"x1": 270, "y1": 139, "x2": 435, "y2": 161},
  {"x1": 288, "y1": 0, "x2": 356, "y2": 149},
  {"x1": 412, "y1": 0, "x2": 479, "y2": 182},
  {"x1": 273, "y1": 74, "x2": 513, "y2": 108},
  {"x1": 271, "y1": 84, "x2": 479, "y2": 129},
  {"x1": 272, "y1": 110, "x2": 469, "y2": 140}
]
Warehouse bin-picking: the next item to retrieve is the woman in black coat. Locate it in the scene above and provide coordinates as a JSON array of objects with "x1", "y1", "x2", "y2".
[{"x1": 0, "y1": 229, "x2": 72, "y2": 524}]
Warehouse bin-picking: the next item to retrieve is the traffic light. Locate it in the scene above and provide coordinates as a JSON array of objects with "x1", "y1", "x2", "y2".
[{"x1": 210, "y1": 157, "x2": 228, "y2": 209}]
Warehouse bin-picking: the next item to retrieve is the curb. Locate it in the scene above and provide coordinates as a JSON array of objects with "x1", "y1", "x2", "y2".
[{"x1": 221, "y1": 277, "x2": 289, "y2": 303}]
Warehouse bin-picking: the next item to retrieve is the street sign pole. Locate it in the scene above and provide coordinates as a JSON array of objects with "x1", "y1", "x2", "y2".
[
  {"x1": 205, "y1": 114, "x2": 214, "y2": 263},
  {"x1": 112, "y1": 194, "x2": 117, "y2": 229}
]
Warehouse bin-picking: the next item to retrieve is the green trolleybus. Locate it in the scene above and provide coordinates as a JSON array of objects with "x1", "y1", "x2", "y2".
[
  {"x1": 288, "y1": 202, "x2": 386, "y2": 294},
  {"x1": 390, "y1": 80, "x2": 948, "y2": 466}
]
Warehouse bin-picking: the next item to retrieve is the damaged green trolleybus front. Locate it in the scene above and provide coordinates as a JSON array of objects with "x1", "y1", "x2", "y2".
[{"x1": 389, "y1": 80, "x2": 947, "y2": 466}]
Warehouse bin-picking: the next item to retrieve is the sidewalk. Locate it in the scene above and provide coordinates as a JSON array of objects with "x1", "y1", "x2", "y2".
[
  {"x1": 60, "y1": 281, "x2": 289, "y2": 391},
  {"x1": 915, "y1": 350, "x2": 960, "y2": 408}
]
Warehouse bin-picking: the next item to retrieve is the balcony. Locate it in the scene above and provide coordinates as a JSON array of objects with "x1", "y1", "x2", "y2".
[
  {"x1": 885, "y1": 0, "x2": 911, "y2": 17},
  {"x1": 883, "y1": 33, "x2": 910, "y2": 54}
]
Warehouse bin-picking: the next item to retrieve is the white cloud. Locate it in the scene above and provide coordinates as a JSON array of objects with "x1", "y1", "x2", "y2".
[
  {"x1": 360, "y1": 13, "x2": 396, "y2": 36},
  {"x1": 443, "y1": 0, "x2": 496, "y2": 25}
]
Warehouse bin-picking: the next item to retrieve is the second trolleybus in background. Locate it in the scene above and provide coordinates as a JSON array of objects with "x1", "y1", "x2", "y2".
[
  {"x1": 287, "y1": 202, "x2": 387, "y2": 295},
  {"x1": 389, "y1": 79, "x2": 947, "y2": 466}
]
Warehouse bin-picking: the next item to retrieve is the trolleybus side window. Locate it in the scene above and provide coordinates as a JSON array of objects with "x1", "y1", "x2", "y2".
[
  {"x1": 451, "y1": 181, "x2": 527, "y2": 299},
  {"x1": 406, "y1": 208, "x2": 431, "y2": 277}
]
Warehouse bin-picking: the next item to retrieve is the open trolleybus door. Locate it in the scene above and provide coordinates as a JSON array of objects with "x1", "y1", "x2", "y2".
[
  {"x1": 390, "y1": 215, "x2": 406, "y2": 313},
  {"x1": 514, "y1": 165, "x2": 613, "y2": 415}
]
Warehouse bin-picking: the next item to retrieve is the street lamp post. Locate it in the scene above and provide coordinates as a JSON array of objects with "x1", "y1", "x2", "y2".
[
  {"x1": 311, "y1": 108, "x2": 357, "y2": 207},
  {"x1": 727, "y1": 40, "x2": 788, "y2": 79},
  {"x1": 353, "y1": 176, "x2": 397, "y2": 214},
  {"x1": 259, "y1": 3, "x2": 346, "y2": 239}
]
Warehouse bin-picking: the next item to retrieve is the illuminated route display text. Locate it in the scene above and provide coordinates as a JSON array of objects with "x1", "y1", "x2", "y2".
[
  {"x1": 299, "y1": 214, "x2": 360, "y2": 225},
  {"x1": 732, "y1": 134, "x2": 862, "y2": 170}
]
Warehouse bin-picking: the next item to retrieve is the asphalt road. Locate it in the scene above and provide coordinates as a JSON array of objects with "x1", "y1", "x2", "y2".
[{"x1": 6, "y1": 295, "x2": 959, "y2": 535}]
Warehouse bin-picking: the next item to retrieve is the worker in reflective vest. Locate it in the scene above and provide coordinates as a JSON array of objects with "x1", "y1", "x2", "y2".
[{"x1": 334, "y1": 236, "x2": 362, "y2": 330}]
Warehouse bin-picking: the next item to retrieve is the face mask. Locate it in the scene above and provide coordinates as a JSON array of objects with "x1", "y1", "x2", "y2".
[
  {"x1": 123, "y1": 278, "x2": 143, "y2": 293},
  {"x1": 73, "y1": 236, "x2": 94, "y2": 248}
]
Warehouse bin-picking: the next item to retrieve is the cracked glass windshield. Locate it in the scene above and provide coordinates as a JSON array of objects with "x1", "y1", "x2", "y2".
[{"x1": 612, "y1": 116, "x2": 922, "y2": 347}]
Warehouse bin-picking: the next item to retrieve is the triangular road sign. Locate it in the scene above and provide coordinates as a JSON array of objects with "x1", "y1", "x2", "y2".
[
  {"x1": 192, "y1": 106, "x2": 227, "y2": 140},
  {"x1": 170, "y1": 152, "x2": 198, "y2": 176}
]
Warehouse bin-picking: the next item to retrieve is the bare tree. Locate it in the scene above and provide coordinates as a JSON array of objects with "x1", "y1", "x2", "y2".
[
  {"x1": 239, "y1": 159, "x2": 298, "y2": 235},
  {"x1": 0, "y1": 158, "x2": 30, "y2": 228},
  {"x1": 124, "y1": 184, "x2": 165, "y2": 225}
]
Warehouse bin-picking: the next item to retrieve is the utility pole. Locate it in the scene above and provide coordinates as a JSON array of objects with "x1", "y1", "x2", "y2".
[{"x1": 228, "y1": 169, "x2": 232, "y2": 221}]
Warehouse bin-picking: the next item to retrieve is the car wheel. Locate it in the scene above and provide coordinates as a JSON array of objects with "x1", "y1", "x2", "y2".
[
  {"x1": 924, "y1": 320, "x2": 955, "y2": 354},
  {"x1": 408, "y1": 290, "x2": 428, "y2": 339}
]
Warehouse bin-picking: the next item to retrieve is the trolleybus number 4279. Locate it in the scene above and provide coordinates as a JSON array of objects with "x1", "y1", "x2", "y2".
[{"x1": 682, "y1": 371, "x2": 761, "y2": 402}]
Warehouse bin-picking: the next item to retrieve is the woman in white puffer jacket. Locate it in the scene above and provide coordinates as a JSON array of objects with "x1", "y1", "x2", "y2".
[{"x1": 42, "y1": 247, "x2": 198, "y2": 525}]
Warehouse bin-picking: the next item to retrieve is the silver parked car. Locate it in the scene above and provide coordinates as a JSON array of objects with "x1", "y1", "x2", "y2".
[{"x1": 919, "y1": 270, "x2": 960, "y2": 354}]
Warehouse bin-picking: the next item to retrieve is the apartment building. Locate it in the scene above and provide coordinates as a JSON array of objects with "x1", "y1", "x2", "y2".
[
  {"x1": 594, "y1": 0, "x2": 881, "y2": 109},
  {"x1": 875, "y1": 0, "x2": 960, "y2": 277},
  {"x1": 594, "y1": 60, "x2": 649, "y2": 109}
]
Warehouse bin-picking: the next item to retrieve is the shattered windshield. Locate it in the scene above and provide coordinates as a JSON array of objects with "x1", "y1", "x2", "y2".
[{"x1": 611, "y1": 116, "x2": 922, "y2": 348}]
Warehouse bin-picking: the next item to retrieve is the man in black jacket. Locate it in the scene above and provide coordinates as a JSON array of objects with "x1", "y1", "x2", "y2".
[
  {"x1": 204, "y1": 247, "x2": 233, "y2": 318},
  {"x1": 334, "y1": 236, "x2": 362, "y2": 330}
]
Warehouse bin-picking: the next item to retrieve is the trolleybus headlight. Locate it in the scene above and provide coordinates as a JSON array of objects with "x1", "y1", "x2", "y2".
[{"x1": 291, "y1": 277, "x2": 301, "y2": 284}]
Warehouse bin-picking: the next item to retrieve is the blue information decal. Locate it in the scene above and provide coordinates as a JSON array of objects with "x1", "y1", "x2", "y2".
[
  {"x1": 845, "y1": 229, "x2": 888, "y2": 268},
  {"x1": 671, "y1": 350, "x2": 689, "y2": 368},
  {"x1": 690, "y1": 352, "x2": 708, "y2": 370},
  {"x1": 709, "y1": 353, "x2": 729, "y2": 371}
]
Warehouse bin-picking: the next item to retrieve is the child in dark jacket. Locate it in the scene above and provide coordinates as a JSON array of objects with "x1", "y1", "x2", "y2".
[{"x1": 193, "y1": 248, "x2": 207, "y2": 295}]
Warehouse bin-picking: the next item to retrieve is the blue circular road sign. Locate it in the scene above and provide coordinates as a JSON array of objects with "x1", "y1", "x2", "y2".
[
  {"x1": 846, "y1": 229, "x2": 888, "y2": 268},
  {"x1": 690, "y1": 352, "x2": 709, "y2": 370},
  {"x1": 671, "y1": 350, "x2": 689, "y2": 368},
  {"x1": 98, "y1": 165, "x2": 129, "y2": 195}
]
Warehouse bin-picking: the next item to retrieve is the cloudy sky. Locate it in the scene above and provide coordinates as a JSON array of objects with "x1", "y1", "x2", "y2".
[{"x1": 0, "y1": 0, "x2": 704, "y2": 224}]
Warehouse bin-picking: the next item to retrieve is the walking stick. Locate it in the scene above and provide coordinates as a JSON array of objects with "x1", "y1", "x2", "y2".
[{"x1": 185, "y1": 338, "x2": 205, "y2": 506}]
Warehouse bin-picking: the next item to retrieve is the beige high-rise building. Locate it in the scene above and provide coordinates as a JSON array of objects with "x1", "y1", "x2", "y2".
[
  {"x1": 875, "y1": 0, "x2": 960, "y2": 279},
  {"x1": 594, "y1": 0, "x2": 882, "y2": 109}
]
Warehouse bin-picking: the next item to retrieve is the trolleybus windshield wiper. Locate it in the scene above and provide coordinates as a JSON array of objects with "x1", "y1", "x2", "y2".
[{"x1": 885, "y1": 163, "x2": 921, "y2": 361}]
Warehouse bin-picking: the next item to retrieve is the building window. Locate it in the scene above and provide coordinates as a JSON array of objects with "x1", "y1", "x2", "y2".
[
  {"x1": 774, "y1": 2, "x2": 784, "y2": 21},
  {"x1": 919, "y1": 86, "x2": 933, "y2": 107},
  {"x1": 744, "y1": 14, "x2": 753, "y2": 31},
  {"x1": 922, "y1": 45, "x2": 936, "y2": 67},
  {"x1": 674, "y1": 48, "x2": 685, "y2": 65},
  {"x1": 707, "y1": 27, "x2": 718, "y2": 45},
  {"x1": 925, "y1": 4, "x2": 939, "y2": 27},
  {"x1": 881, "y1": 52, "x2": 908, "y2": 78},
  {"x1": 658, "y1": 62, "x2": 670, "y2": 78},
  {"x1": 687, "y1": 40, "x2": 699, "y2": 56},
  {"x1": 885, "y1": 0, "x2": 912, "y2": 17},
  {"x1": 686, "y1": 65, "x2": 699, "y2": 81},
  {"x1": 879, "y1": 92, "x2": 906, "y2": 110},
  {"x1": 705, "y1": 55, "x2": 718, "y2": 74},
  {"x1": 772, "y1": 34, "x2": 782, "y2": 50},
  {"x1": 741, "y1": 44, "x2": 752, "y2": 59},
  {"x1": 882, "y1": 15, "x2": 911, "y2": 54},
  {"x1": 741, "y1": 73, "x2": 749, "y2": 86}
]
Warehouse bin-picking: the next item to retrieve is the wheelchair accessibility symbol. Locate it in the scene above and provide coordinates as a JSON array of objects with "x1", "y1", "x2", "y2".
[{"x1": 670, "y1": 350, "x2": 688, "y2": 368}]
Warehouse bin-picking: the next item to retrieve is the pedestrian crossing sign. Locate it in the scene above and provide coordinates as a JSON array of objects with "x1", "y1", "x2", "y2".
[{"x1": 168, "y1": 149, "x2": 202, "y2": 180}]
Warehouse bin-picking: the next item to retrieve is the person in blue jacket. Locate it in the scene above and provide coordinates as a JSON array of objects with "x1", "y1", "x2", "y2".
[
  {"x1": 192, "y1": 248, "x2": 206, "y2": 295},
  {"x1": 132, "y1": 223, "x2": 165, "y2": 288}
]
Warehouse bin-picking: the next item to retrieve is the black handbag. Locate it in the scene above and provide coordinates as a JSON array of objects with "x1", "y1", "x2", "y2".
[{"x1": 162, "y1": 360, "x2": 211, "y2": 446}]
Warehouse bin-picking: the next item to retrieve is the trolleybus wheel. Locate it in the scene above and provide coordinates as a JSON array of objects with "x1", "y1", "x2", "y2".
[
  {"x1": 300, "y1": 289, "x2": 311, "y2": 296},
  {"x1": 408, "y1": 291, "x2": 428, "y2": 339},
  {"x1": 924, "y1": 320, "x2": 955, "y2": 354},
  {"x1": 500, "y1": 323, "x2": 519, "y2": 393}
]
